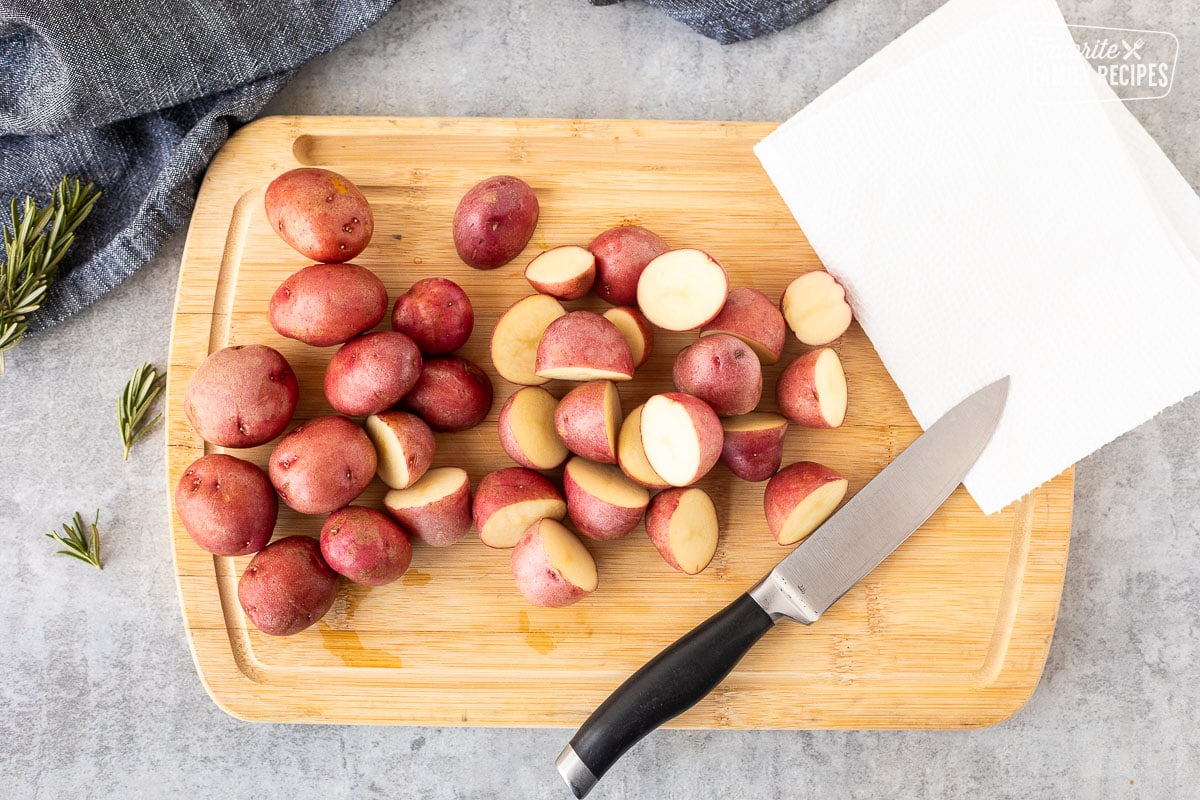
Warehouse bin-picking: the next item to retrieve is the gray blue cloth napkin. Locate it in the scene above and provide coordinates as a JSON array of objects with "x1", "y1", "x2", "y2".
[{"x1": 0, "y1": 0, "x2": 834, "y2": 332}]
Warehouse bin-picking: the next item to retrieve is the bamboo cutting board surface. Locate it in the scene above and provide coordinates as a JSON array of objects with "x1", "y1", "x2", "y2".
[{"x1": 167, "y1": 116, "x2": 1073, "y2": 727}]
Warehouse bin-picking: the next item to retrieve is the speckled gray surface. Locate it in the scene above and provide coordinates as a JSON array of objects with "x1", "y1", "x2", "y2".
[{"x1": 2, "y1": 1, "x2": 1199, "y2": 797}]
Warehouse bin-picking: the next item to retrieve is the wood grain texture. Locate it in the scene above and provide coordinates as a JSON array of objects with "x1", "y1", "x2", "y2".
[{"x1": 166, "y1": 116, "x2": 1074, "y2": 727}]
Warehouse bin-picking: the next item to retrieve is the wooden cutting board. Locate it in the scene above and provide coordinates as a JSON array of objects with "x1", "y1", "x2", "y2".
[{"x1": 167, "y1": 116, "x2": 1073, "y2": 727}]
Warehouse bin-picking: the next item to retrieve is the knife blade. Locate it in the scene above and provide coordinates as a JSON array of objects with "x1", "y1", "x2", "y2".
[{"x1": 556, "y1": 376, "x2": 1009, "y2": 798}]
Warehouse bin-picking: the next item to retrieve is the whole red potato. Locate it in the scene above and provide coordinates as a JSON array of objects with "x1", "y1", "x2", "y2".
[
  {"x1": 175, "y1": 454, "x2": 278, "y2": 556},
  {"x1": 402, "y1": 356, "x2": 494, "y2": 432},
  {"x1": 269, "y1": 416, "x2": 377, "y2": 514},
  {"x1": 320, "y1": 506, "x2": 412, "y2": 587},
  {"x1": 589, "y1": 225, "x2": 669, "y2": 306},
  {"x1": 324, "y1": 331, "x2": 423, "y2": 417},
  {"x1": 238, "y1": 536, "x2": 341, "y2": 636},
  {"x1": 265, "y1": 167, "x2": 374, "y2": 262},
  {"x1": 183, "y1": 344, "x2": 298, "y2": 448},
  {"x1": 391, "y1": 277, "x2": 474, "y2": 355},
  {"x1": 452, "y1": 175, "x2": 539, "y2": 270}
]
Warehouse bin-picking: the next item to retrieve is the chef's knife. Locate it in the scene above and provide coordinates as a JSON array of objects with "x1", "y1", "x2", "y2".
[{"x1": 556, "y1": 376, "x2": 1009, "y2": 798}]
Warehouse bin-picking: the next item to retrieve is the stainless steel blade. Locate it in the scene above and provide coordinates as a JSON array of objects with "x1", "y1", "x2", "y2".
[{"x1": 748, "y1": 376, "x2": 1010, "y2": 624}]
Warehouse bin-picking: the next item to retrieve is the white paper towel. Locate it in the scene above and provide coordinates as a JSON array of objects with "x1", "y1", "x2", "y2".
[{"x1": 755, "y1": 0, "x2": 1200, "y2": 514}]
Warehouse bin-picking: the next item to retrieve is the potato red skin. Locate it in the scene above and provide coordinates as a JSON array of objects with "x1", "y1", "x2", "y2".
[
  {"x1": 402, "y1": 356, "x2": 494, "y2": 432},
  {"x1": 672, "y1": 334, "x2": 763, "y2": 417},
  {"x1": 589, "y1": 225, "x2": 670, "y2": 306},
  {"x1": 269, "y1": 263, "x2": 388, "y2": 347},
  {"x1": 323, "y1": 332, "x2": 423, "y2": 417},
  {"x1": 319, "y1": 506, "x2": 412, "y2": 587},
  {"x1": 238, "y1": 536, "x2": 341, "y2": 636},
  {"x1": 265, "y1": 168, "x2": 373, "y2": 262},
  {"x1": 269, "y1": 416, "x2": 377, "y2": 514},
  {"x1": 452, "y1": 175, "x2": 539, "y2": 270},
  {"x1": 391, "y1": 277, "x2": 474, "y2": 355},
  {"x1": 175, "y1": 454, "x2": 277, "y2": 556},
  {"x1": 183, "y1": 344, "x2": 298, "y2": 448}
]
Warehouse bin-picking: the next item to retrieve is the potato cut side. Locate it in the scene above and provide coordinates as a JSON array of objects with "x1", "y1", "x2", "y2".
[
  {"x1": 383, "y1": 467, "x2": 468, "y2": 509},
  {"x1": 535, "y1": 366, "x2": 634, "y2": 382},
  {"x1": 491, "y1": 294, "x2": 566, "y2": 385},
  {"x1": 777, "y1": 479, "x2": 848, "y2": 545},
  {"x1": 781, "y1": 271, "x2": 853, "y2": 346},
  {"x1": 538, "y1": 519, "x2": 599, "y2": 592},
  {"x1": 618, "y1": 404, "x2": 670, "y2": 489},
  {"x1": 813, "y1": 348, "x2": 847, "y2": 427},
  {"x1": 506, "y1": 387, "x2": 569, "y2": 469},
  {"x1": 602, "y1": 307, "x2": 652, "y2": 368},
  {"x1": 668, "y1": 489, "x2": 719, "y2": 575},
  {"x1": 366, "y1": 412, "x2": 433, "y2": 490},
  {"x1": 480, "y1": 498, "x2": 568, "y2": 548},
  {"x1": 566, "y1": 458, "x2": 650, "y2": 509},
  {"x1": 524, "y1": 246, "x2": 596, "y2": 299},
  {"x1": 637, "y1": 249, "x2": 729, "y2": 331},
  {"x1": 722, "y1": 412, "x2": 789, "y2": 433},
  {"x1": 641, "y1": 396, "x2": 702, "y2": 487}
]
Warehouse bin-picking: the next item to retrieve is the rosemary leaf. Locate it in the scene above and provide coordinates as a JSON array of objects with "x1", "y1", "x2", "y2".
[
  {"x1": 45, "y1": 510, "x2": 103, "y2": 570},
  {"x1": 118, "y1": 362, "x2": 166, "y2": 460}
]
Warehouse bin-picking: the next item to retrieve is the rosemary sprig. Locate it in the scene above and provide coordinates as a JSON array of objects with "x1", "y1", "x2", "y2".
[
  {"x1": 45, "y1": 510, "x2": 103, "y2": 569},
  {"x1": 0, "y1": 177, "x2": 101, "y2": 374},
  {"x1": 119, "y1": 362, "x2": 166, "y2": 460}
]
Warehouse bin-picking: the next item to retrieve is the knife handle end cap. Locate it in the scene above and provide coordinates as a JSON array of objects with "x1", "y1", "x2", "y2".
[{"x1": 556, "y1": 744, "x2": 598, "y2": 799}]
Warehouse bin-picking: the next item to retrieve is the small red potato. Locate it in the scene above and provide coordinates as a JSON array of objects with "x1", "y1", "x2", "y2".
[
  {"x1": 700, "y1": 286, "x2": 787, "y2": 365},
  {"x1": 365, "y1": 411, "x2": 436, "y2": 490},
  {"x1": 524, "y1": 245, "x2": 596, "y2": 300},
  {"x1": 563, "y1": 457, "x2": 650, "y2": 541},
  {"x1": 781, "y1": 270, "x2": 853, "y2": 346},
  {"x1": 777, "y1": 348, "x2": 847, "y2": 428},
  {"x1": 602, "y1": 306, "x2": 654, "y2": 369},
  {"x1": 720, "y1": 413, "x2": 789, "y2": 482},
  {"x1": 640, "y1": 393, "x2": 724, "y2": 487},
  {"x1": 511, "y1": 518, "x2": 598, "y2": 608},
  {"x1": 324, "y1": 331, "x2": 422, "y2": 417},
  {"x1": 491, "y1": 294, "x2": 566, "y2": 386},
  {"x1": 265, "y1": 167, "x2": 374, "y2": 262},
  {"x1": 237, "y1": 536, "x2": 341, "y2": 636},
  {"x1": 268, "y1": 263, "x2": 388, "y2": 347},
  {"x1": 637, "y1": 249, "x2": 729, "y2": 331},
  {"x1": 183, "y1": 344, "x2": 298, "y2": 448},
  {"x1": 402, "y1": 356, "x2": 494, "y2": 432},
  {"x1": 672, "y1": 333, "x2": 763, "y2": 417},
  {"x1": 535, "y1": 311, "x2": 634, "y2": 382},
  {"x1": 588, "y1": 225, "x2": 669, "y2": 306},
  {"x1": 646, "y1": 488, "x2": 720, "y2": 575},
  {"x1": 453, "y1": 175, "x2": 539, "y2": 270},
  {"x1": 764, "y1": 461, "x2": 849, "y2": 545},
  {"x1": 498, "y1": 386, "x2": 570, "y2": 471},
  {"x1": 617, "y1": 404, "x2": 670, "y2": 489},
  {"x1": 320, "y1": 506, "x2": 412, "y2": 587},
  {"x1": 383, "y1": 467, "x2": 473, "y2": 547},
  {"x1": 174, "y1": 454, "x2": 278, "y2": 556},
  {"x1": 553, "y1": 380, "x2": 623, "y2": 464},
  {"x1": 391, "y1": 277, "x2": 474, "y2": 355},
  {"x1": 269, "y1": 416, "x2": 377, "y2": 515},
  {"x1": 473, "y1": 467, "x2": 566, "y2": 549}
]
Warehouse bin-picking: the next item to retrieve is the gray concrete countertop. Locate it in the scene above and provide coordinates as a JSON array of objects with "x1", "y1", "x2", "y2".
[{"x1": 2, "y1": 1, "x2": 1197, "y2": 797}]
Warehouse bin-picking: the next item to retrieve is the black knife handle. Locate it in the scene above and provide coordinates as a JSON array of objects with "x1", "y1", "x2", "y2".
[{"x1": 559, "y1": 592, "x2": 776, "y2": 798}]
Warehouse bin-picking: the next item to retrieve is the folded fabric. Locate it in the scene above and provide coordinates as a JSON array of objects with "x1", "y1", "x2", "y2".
[
  {"x1": 756, "y1": 0, "x2": 1200, "y2": 513},
  {"x1": 589, "y1": 0, "x2": 835, "y2": 45}
]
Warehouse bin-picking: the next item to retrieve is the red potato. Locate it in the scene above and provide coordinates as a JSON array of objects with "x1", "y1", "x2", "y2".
[
  {"x1": 511, "y1": 518, "x2": 598, "y2": 608},
  {"x1": 777, "y1": 348, "x2": 847, "y2": 428},
  {"x1": 534, "y1": 311, "x2": 634, "y2": 382},
  {"x1": 383, "y1": 467, "x2": 472, "y2": 547},
  {"x1": 720, "y1": 413, "x2": 789, "y2": 482},
  {"x1": 269, "y1": 416, "x2": 377, "y2": 515},
  {"x1": 402, "y1": 356, "x2": 494, "y2": 432},
  {"x1": 588, "y1": 225, "x2": 669, "y2": 306},
  {"x1": 637, "y1": 249, "x2": 729, "y2": 331},
  {"x1": 617, "y1": 404, "x2": 670, "y2": 489},
  {"x1": 453, "y1": 175, "x2": 539, "y2": 270},
  {"x1": 473, "y1": 467, "x2": 566, "y2": 549},
  {"x1": 498, "y1": 386, "x2": 569, "y2": 471},
  {"x1": 391, "y1": 277, "x2": 474, "y2": 355},
  {"x1": 672, "y1": 333, "x2": 763, "y2": 417},
  {"x1": 365, "y1": 411, "x2": 435, "y2": 490},
  {"x1": 237, "y1": 536, "x2": 340, "y2": 636},
  {"x1": 524, "y1": 246, "x2": 596, "y2": 300},
  {"x1": 268, "y1": 263, "x2": 388, "y2": 347},
  {"x1": 553, "y1": 380, "x2": 622, "y2": 464},
  {"x1": 646, "y1": 488, "x2": 720, "y2": 575},
  {"x1": 764, "y1": 461, "x2": 849, "y2": 545},
  {"x1": 491, "y1": 294, "x2": 566, "y2": 386},
  {"x1": 781, "y1": 270, "x2": 853, "y2": 346},
  {"x1": 563, "y1": 457, "x2": 650, "y2": 541},
  {"x1": 319, "y1": 506, "x2": 412, "y2": 586},
  {"x1": 174, "y1": 454, "x2": 277, "y2": 556},
  {"x1": 640, "y1": 393, "x2": 723, "y2": 487},
  {"x1": 264, "y1": 167, "x2": 373, "y2": 262},
  {"x1": 323, "y1": 331, "x2": 422, "y2": 417},
  {"x1": 602, "y1": 307, "x2": 654, "y2": 369},
  {"x1": 700, "y1": 286, "x2": 786, "y2": 365},
  {"x1": 183, "y1": 344, "x2": 298, "y2": 448}
]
